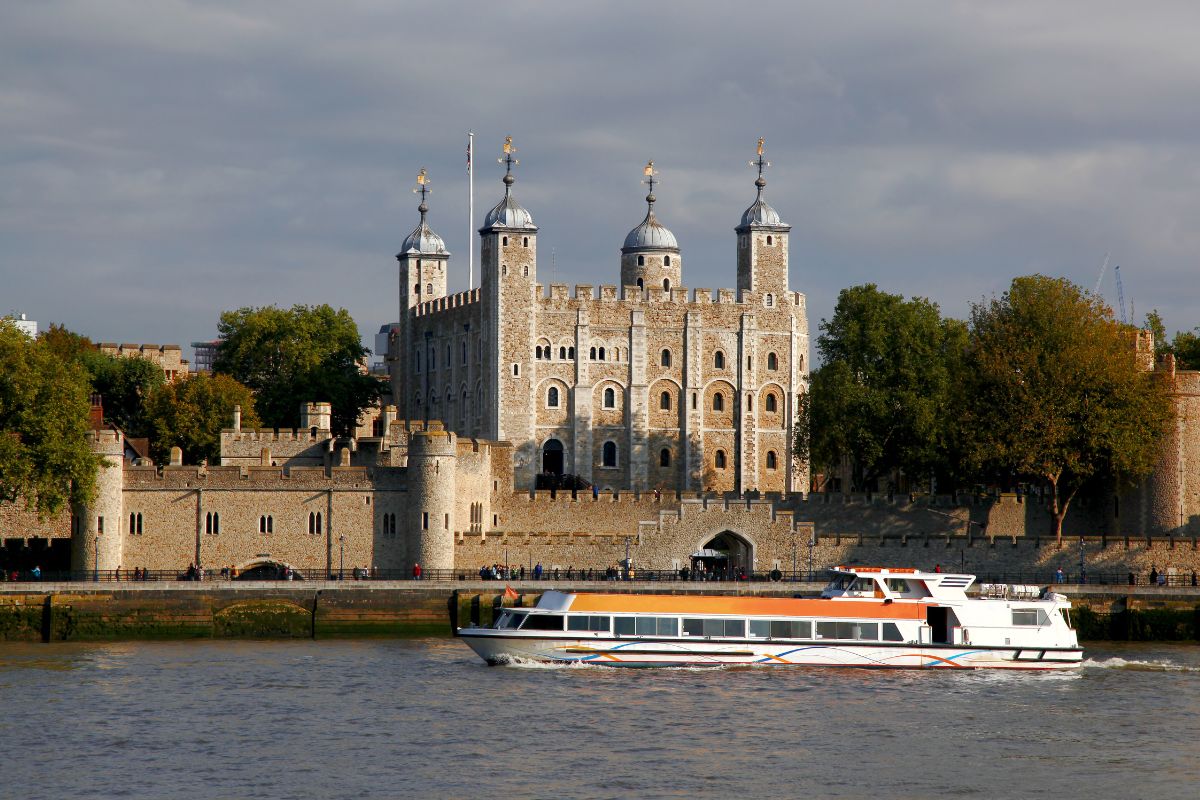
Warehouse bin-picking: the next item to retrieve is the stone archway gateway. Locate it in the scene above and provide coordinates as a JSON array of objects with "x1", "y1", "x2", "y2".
[
  {"x1": 692, "y1": 530, "x2": 753, "y2": 579},
  {"x1": 542, "y1": 438, "x2": 564, "y2": 476},
  {"x1": 233, "y1": 558, "x2": 303, "y2": 580}
]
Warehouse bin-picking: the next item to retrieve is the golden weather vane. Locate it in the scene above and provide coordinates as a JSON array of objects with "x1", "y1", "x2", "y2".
[{"x1": 413, "y1": 168, "x2": 430, "y2": 205}]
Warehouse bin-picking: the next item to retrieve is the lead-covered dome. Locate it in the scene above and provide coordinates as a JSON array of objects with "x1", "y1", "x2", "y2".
[
  {"x1": 483, "y1": 191, "x2": 536, "y2": 230},
  {"x1": 739, "y1": 196, "x2": 783, "y2": 228},
  {"x1": 622, "y1": 208, "x2": 679, "y2": 252},
  {"x1": 400, "y1": 213, "x2": 447, "y2": 255}
]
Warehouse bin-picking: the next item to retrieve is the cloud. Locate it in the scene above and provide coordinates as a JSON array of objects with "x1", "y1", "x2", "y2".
[{"x1": 2, "y1": 0, "x2": 1198, "y2": 353}]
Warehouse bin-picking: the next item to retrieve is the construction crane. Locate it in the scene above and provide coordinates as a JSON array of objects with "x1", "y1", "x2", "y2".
[
  {"x1": 1114, "y1": 264, "x2": 1127, "y2": 324},
  {"x1": 1093, "y1": 252, "x2": 1110, "y2": 294}
]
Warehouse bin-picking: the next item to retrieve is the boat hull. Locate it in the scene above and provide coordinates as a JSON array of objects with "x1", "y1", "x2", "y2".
[{"x1": 458, "y1": 630, "x2": 1083, "y2": 670}]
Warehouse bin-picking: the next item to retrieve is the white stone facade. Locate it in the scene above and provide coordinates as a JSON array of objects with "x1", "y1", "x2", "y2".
[{"x1": 388, "y1": 144, "x2": 810, "y2": 494}]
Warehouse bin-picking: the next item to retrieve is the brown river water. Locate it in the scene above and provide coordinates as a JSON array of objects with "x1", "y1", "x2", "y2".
[{"x1": 1, "y1": 638, "x2": 1197, "y2": 799}]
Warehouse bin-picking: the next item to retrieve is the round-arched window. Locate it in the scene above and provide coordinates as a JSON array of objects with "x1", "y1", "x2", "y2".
[{"x1": 547, "y1": 386, "x2": 559, "y2": 407}]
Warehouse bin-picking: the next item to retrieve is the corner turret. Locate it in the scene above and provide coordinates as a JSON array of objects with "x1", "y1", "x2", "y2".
[{"x1": 736, "y1": 139, "x2": 791, "y2": 298}]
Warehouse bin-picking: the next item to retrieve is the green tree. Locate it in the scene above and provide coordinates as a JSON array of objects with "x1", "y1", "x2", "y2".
[
  {"x1": 803, "y1": 284, "x2": 968, "y2": 492},
  {"x1": 213, "y1": 304, "x2": 381, "y2": 435},
  {"x1": 1143, "y1": 310, "x2": 1171, "y2": 363},
  {"x1": 961, "y1": 275, "x2": 1173, "y2": 542},
  {"x1": 142, "y1": 373, "x2": 260, "y2": 464},
  {"x1": 89, "y1": 355, "x2": 164, "y2": 436},
  {"x1": 1171, "y1": 328, "x2": 1200, "y2": 370},
  {"x1": 0, "y1": 320, "x2": 101, "y2": 516}
]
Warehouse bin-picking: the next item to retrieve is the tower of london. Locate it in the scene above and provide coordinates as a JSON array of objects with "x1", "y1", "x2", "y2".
[{"x1": 388, "y1": 138, "x2": 811, "y2": 494}]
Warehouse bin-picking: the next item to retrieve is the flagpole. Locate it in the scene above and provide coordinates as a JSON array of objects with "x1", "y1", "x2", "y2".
[{"x1": 467, "y1": 130, "x2": 474, "y2": 289}]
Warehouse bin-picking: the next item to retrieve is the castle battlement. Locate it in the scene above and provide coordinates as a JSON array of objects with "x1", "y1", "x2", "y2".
[
  {"x1": 222, "y1": 429, "x2": 327, "y2": 442},
  {"x1": 413, "y1": 288, "x2": 481, "y2": 317}
]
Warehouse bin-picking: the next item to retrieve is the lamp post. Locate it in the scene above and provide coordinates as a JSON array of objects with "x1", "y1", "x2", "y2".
[
  {"x1": 624, "y1": 536, "x2": 632, "y2": 581},
  {"x1": 1078, "y1": 537, "x2": 1086, "y2": 585},
  {"x1": 791, "y1": 528, "x2": 797, "y2": 582},
  {"x1": 807, "y1": 531, "x2": 815, "y2": 582},
  {"x1": 94, "y1": 532, "x2": 100, "y2": 582},
  {"x1": 338, "y1": 535, "x2": 345, "y2": 580}
]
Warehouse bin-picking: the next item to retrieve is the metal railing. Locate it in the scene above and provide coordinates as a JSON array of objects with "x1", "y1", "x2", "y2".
[{"x1": 3, "y1": 565, "x2": 1197, "y2": 588}]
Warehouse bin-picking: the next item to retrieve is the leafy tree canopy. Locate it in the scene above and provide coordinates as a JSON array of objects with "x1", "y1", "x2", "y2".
[
  {"x1": 962, "y1": 275, "x2": 1172, "y2": 541},
  {"x1": 142, "y1": 373, "x2": 260, "y2": 465},
  {"x1": 213, "y1": 304, "x2": 381, "y2": 435},
  {"x1": 88, "y1": 355, "x2": 164, "y2": 436},
  {"x1": 804, "y1": 284, "x2": 967, "y2": 491},
  {"x1": 0, "y1": 320, "x2": 101, "y2": 516}
]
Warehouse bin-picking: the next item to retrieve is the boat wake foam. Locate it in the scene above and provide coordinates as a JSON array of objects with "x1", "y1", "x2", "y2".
[{"x1": 1083, "y1": 657, "x2": 1200, "y2": 674}]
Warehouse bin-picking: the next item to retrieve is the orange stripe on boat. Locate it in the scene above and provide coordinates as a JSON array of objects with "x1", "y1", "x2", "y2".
[{"x1": 565, "y1": 593, "x2": 926, "y2": 619}]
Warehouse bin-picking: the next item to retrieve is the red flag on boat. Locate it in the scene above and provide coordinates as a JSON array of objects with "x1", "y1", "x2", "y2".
[{"x1": 504, "y1": 584, "x2": 518, "y2": 600}]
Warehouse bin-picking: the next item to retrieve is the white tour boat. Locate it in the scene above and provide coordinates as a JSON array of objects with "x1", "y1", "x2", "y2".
[{"x1": 458, "y1": 566, "x2": 1083, "y2": 669}]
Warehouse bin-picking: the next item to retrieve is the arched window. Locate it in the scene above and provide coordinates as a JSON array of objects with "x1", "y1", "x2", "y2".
[
  {"x1": 308, "y1": 512, "x2": 315, "y2": 534},
  {"x1": 602, "y1": 441, "x2": 617, "y2": 467},
  {"x1": 523, "y1": 236, "x2": 529, "y2": 247},
  {"x1": 559, "y1": 346, "x2": 566, "y2": 359},
  {"x1": 766, "y1": 450, "x2": 778, "y2": 470},
  {"x1": 664, "y1": 255, "x2": 671, "y2": 266},
  {"x1": 426, "y1": 283, "x2": 433, "y2": 295},
  {"x1": 660, "y1": 449, "x2": 671, "y2": 467},
  {"x1": 603, "y1": 387, "x2": 615, "y2": 408},
  {"x1": 765, "y1": 393, "x2": 777, "y2": 412},
  {"x1": 502, "y1": 236, "x2": 508, "y2": 246},
  {"x1": 535, "y1": 346, "x2": 543, "y2": 359},
  {"x1": 637, "y1": 278, "x2": 644, "y2": 289},
  {"x1": 766, "y1": 235, "x2": 773, "y2": 245},
  {"x1": 663, "y1": 278, "x2": 670, "y2": 292},
  {"x1": 767, "y1": 352, "x2": 778, "y2": 370},
  {"x1": 714, "y1": 351, "x2": 725, "y2": 369},
  {"x1": 547, "y1": 386, "x2": 560, "y2": 407},
  {"x1": 660, "y1": 349, "x2": 671, "y2": 367},
  {"x1": 637, "y1": 255, "x2": 645, "y2": 266},
  {"x1": 568, "y1": 347, "x2": 575, "y2": 358},
  {"x1": 715, "y1": 450, "x2": 727, "y2": 469},
  {"x1": 660, "y1": 391, "x2": 671, "y2": 410},
  {"x1": 414, "y1": 283, "x2": 420, "y2": 295},
  {"x1": 590, "y1": 346, "x2": 597, "y2": 360},
  {"x1": 598, "y1": 347, "x2": 606, "y2": 361},
  {"x1": 316, "y1": 512, "x2": 322, "y2": 535},
  {"x1": 513, "y1": 363, "x2": 519, "y2": 376},
  {"x1": 260, "y1": 515, "x2": 273, "y2": 534},
  {"x1": 765, "y1": 293, "x2": 774, "y2": 307},
  {"x1": 461, "y1": 342, "x2": 467, "y2": 364},
  {"x1": 713, "y1": 393, "x2": 724, "y2": 412},
  {"x1": 523, "y1": 265, "x2": 528, "y2": 277}
]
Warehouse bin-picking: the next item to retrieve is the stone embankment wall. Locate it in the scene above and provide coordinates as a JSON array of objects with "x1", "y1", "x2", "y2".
[{"x1": 1, "y1": 583, "x2": 1197, "y2": 642}]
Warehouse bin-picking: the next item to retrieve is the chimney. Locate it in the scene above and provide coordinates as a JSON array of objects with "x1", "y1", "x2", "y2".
[
  {"x1": 232, "y1": 405, "x2": 242, "y2": 432},
  {"x1": 169, "y1": 446, "x2": 183, "y2": 466}
]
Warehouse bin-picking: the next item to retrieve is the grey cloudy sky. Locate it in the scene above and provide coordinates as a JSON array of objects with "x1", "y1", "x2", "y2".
[{"x1": 3, "y1": 1, "x2": 1199, "y2": 361}]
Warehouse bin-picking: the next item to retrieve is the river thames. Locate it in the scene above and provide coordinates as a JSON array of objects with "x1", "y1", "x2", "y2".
[{"x1": 2, "y1": 638, "x2": 1197, "y2": 799}]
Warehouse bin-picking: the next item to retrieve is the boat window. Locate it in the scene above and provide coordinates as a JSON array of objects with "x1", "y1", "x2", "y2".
[
  {"x1": 568, "y1": 615, "x2": 611, "y2": 632},
  {"x1": 521, "y1": 614, "x2": 565, "y2": 631},
  {"x1": 854, "y1": 622, "x2": 879, "y2": 640},
  {"x1": 823, "y1": 575, "x2": 853, "y2": 592},
  {"x1": 850, "y1": 577, "x2": 877, "y2": 594},
  {"x1": 1012, "y1": 609, "x2": 1049, "y2": 626},
  {"x1": 498, "y1": 612, "x2": 526, "y2": 629},
  {"x1": 816, "y1": 621, "x2": 859, "y2": 640},
  {"x1": 749, "y1": 620, "x2": 812, "y2": 638},
  {"x1": 617, "y1": 616, "x2": 679, "y2": 636},
  {"x1": 886, "y1": 579, "x2": 911, "y2": 593},
  {"x1": 882, "y1": 622, "x2": 904, "y2": 642},
  {"x1": 683, "y1": 618, "x2": 744, "y2": 637}
]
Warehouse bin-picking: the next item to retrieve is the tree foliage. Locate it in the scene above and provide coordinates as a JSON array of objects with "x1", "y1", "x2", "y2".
[
  {"x1": 213, "y1": 304, "x2": 381, "y2": 435},
  {"x1": 88, "y1": 355, "x2": 164, "y2": 435},
  {"x1": 804, "y1": 284, "x2": 968, "y2": 491},
  {"x1": 142, "y1": 373, "x2": 260, "y2": 465},
  {"x1": 0, "y1": 320, "x2": 101, "y2": 516},
  {"x1": 961, "y1": 276, "x2": 1173, "y2": 541}
]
